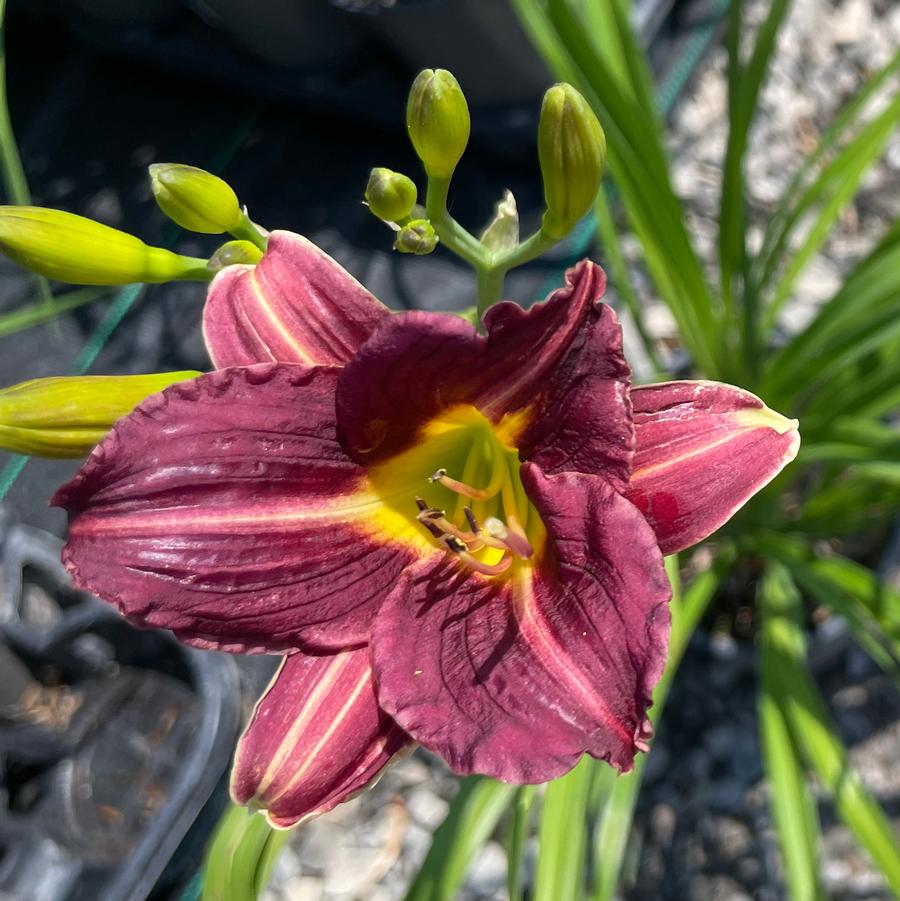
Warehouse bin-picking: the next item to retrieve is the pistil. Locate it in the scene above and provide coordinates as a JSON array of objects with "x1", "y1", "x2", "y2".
[{"x1": 484, "y1": 516, "x2": 533, "y2": 559}]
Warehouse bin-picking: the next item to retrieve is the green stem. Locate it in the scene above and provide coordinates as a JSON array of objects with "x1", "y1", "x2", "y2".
[
  {"x1": 176, "y1": 257, "x2": 216, "y2": 282},
  {"x1": 0, "y1": 0, "x2": 55, "y2": 321},
  {"x1": 425, "y1": 176, "x2": 488, "y2": 267},
  {"x1": 493, "y1": 227, "x2": 557, "y2": 271},
  {"x1": 230, "y1": 211, "x2": 269, "y2": 252},
  {"x1": 475, "y1": 265, "x2": 507, "y2": 331}
]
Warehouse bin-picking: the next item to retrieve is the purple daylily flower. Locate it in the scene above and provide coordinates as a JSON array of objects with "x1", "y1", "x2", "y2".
[{"x1": 53, "y1": 232, "x2": 799, "y2": 826}]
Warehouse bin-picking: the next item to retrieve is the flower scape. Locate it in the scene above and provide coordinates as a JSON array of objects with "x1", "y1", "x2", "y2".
[{"x1": 45, "y1": 231, "x2": 800, "y2": 827}]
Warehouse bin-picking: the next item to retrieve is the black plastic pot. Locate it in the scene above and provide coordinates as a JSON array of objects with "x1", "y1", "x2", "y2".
[{"x1": 0, "y1": 510, "x2": 242, "y2": 901}]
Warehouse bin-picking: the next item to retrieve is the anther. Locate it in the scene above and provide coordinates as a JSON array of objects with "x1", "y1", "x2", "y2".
[
  {"x1": 417, "y1": 515, "x2": 446, "y2": 540},
  {"x1": 441, "y1": 533, "x2": 512, "y2": 576},
  {"x1": 429, "y1": 468, "x2": 501, "y2": 501},
  {"x1": 464, "y1": 507, "x2": 480, "y2": 533},
  {"x1": 440, "y1": 534, "x2": 468, "y2": 554}
]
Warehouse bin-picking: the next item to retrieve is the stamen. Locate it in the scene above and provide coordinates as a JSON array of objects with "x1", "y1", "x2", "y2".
[
  {"x1": 463, "y1": 507, "x2": 480, "y2": 533},
  {"x1": 429, "y1": 446, "x2": 507, "y2": 502},
  {"x1": 416, "y1": 512, "x2": 446, "y2": 540},
  {"x1": 441, "y1": 534, "x2": 512, "y2": 576},
  {"x1": 417, "y1": 505, "x2": 483, "y2": 548}
]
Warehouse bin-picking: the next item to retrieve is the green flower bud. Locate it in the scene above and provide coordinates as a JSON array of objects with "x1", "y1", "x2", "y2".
[
  {"x1": 538, "y1": 83, "x2": 607, "y2": 240},
  {"x1": 406, "y1": 69, "x2": 470, "y2": 179},
  {"x1": 364, "y1": 168, "x2": 418, "y2": 223},
  {"x1": 394, "y1": 219, "x2": 438, "y2": 255},
  {"x1": 0, "y1": 206, "x2": 209, "y2": 285},
  {"x1": 150, "y1": 163, "x2": 243, "y2": 234},
  {"x1": 0, "y1": 372, "x2": 200, "y2": 457},
  {"x1": 207, "y1": 240, "x2": 264, "y2": 273}
]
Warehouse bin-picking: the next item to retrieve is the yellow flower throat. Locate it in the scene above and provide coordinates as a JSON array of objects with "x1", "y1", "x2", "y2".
[{"x1": 367, "y1": 405, "x2": 545, "y2": 577}]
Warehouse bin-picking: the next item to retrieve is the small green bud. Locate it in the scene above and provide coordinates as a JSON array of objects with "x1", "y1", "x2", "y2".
[
  {"x1": 207, "y1": 240, "x2": 264, "y2": 273},
  {"x1": 538, "y1": 84, "x2": 607, "y2": 240},
  {"x1": 365, "y1": 168, "x2": 418, "y2": 223},
  {"x1": 394, "y1": 219, "x2": 438, "y2": 255},
  {"x1": 0, "y1": 372, "x2": 200, "y2": 457},
  {"x1": 150, "y1": 163, "x2": 243, "y2": 234},
  {"x1": 0, "y1": 206, "x2": 209, "y2": 284},
  {"x1": 406, "y1": 69, "x2": 471, "y2": 179},
  {"x1": 479, "y1": 190, "x2": 519, "y2": 254}
]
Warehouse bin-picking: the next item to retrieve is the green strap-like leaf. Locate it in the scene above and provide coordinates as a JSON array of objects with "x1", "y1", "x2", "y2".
[
  {"x1": 759, "y1": 89, "x2": 900, "y2": 332},
  {"x1": 403, "y1": 776, "x2": 516, "y2": 901},
  {"x1": 719, "y1": 0, "x2": 791, "y2": 360},
  {"x1": 754, "y1": 48, "x2": 900, "y2": 309},
  {"x1": 758, "y1": 562, "x2": 900, "y2": 895},
  {"x1": 534, "y1": 756, "x2": 594, "y2": 901},
  {"x1": 758, "y1": 688, "x2": 825, "y2": 901},
  {"x1": 201, "y1": 804, "x2": 291, "y2": 901},
  {"x1": 506, "y1": 785, "x2": 537, "y2": 901}
]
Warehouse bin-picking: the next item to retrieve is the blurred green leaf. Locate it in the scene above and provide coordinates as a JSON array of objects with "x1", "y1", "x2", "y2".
[
  {"x1": 758, "y1": 690, "x2": 825, "y2": 901},
  {"x1": 719, "y1": 0, "x2": 790, "y2": 369},
  {"x1": 755, "y1": 48, "x2": 900, "y2": 292},
  {"x1": 593, "y1": 185, "x2": 666, "y2": 375},
  {"x1": 404, "y1": 776, "x2": 516, "y2": 901},
  {"x1": 0, "y1": 286, "x2": 111, "y2": 337},
  {"x1": 762, "y1": 234, "x2": 900, "y2": 403},
  {"x1": 758, "y1": 562, "x2": 900, "y2": 894},
  {"x1": 760, "y1": 89, "x2": 900, "y2": 331},
  {"x1": 201, "y1": 804, "x2": 291, "y2": 901},
  {"x1": 534, "y1": 756, "x2": 593, "y2": 901},
  {"x1": 506, "y1": 785, "x2": 537, "y2": 901},
  {"x1": 0, "y1": 0, "x2": 55, "y2": 323}
]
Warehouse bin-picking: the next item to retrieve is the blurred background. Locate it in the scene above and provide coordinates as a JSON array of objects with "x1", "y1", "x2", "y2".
[{"x1": 0, "y1": 1, "x2": 897, "y2": 899}]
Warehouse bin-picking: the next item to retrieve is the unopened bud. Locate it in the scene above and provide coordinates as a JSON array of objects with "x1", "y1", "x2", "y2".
[
  {"x1": 0, "y1": 207, "x2": 209, "y2": 284},
  {"x1": 364, "y1": 168, "x2": 418, "y2": 223},
  {"x1": 0, "y1": 372, "x2": 200, "y2": 457},
  {"x1": 207, "y1": 240, "x2": 264, "y2": 273},
  {"x1": 150, "y1": 163, "x2": 243, "y2": 234},
  {"x1": 406, "y1": 69, "x2": 470, "y2": 179},
  {"x1": 394, "y1": 219, "x2": 437, "y2": 255},
  {"x1": 538, "y1": 84, "x2": 607, "y2": 240}
]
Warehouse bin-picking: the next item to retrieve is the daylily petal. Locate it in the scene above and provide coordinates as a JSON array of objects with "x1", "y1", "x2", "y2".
[
  {"x1": 203, "y1": 230, "x2": 390, "y2": 368},
  {"x1": 337, "y1": 261, "x2": 633, "y2": 489},
  {"x1": 231, "y1": 648, "x2": 412, "y2": 828},
  {"x1": 53, "y1": 364, "x2": 413, "y2": 653},
  {"x1": 372, "y1": 464, "x2": 671, "y2": 783},
  {"x1": 626, "y1": 380, "x2": 801, "y2": 554}
]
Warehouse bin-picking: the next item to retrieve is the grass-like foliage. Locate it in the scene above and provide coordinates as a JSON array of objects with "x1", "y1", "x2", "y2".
[{"x1": 408, "y1": 1, "x2": 900, "y2": 898}]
